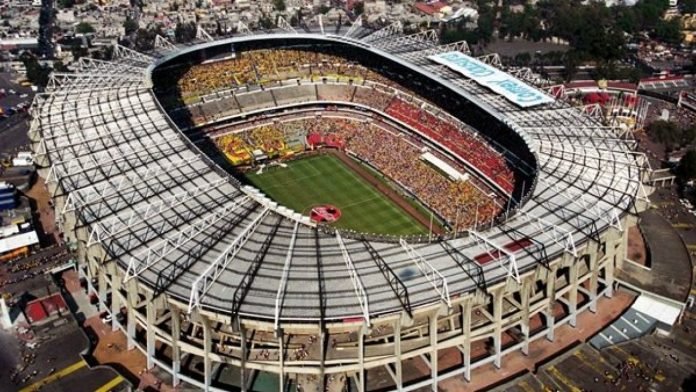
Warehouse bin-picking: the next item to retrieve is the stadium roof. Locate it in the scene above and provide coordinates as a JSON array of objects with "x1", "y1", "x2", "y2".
[{"x1": 31, "y1": 26, "x2": 647, "y2": 325}]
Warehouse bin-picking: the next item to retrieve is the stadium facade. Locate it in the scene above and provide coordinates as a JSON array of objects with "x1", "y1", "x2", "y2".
[{"x1": 29, "y1": 25, "x2": 651, "y2": 392}]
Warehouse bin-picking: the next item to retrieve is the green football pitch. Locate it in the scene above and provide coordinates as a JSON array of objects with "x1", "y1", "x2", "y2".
[{"x1": 244, "y1": 154, "x2": 427, "y2": 236}]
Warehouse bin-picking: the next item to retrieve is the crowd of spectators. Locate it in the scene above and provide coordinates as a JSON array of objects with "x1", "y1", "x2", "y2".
[
  {"x1": 214, "y1": 111, "x2": 506, "y2": 231},
  {"x1": 301, "y1": 117, "x2": 500, "y2": 231},
  {"x1": 386, "y1": 98, "x2": 515, "y2": 193},
  {"x1": 353, "y1": 86, "x2": 394, "y2": 111}
]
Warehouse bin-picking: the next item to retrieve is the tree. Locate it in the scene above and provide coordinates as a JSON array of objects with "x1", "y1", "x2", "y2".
[
  {"x1": 123, "y1": 18, "x2": 138, "y2": 35},
  {"x1": 678, "y1": 150, "x2": 696, "y2": 180},
  {"x1": 258, "y1": 14, "x2": 275, "y2": 30},
  {"x1": 273, "y1": 0, "x2": 286, "y2": 12},
  {"x1": 174, "y1": 22, "x2": 197, "y2": 43},
  {"x1": 38, "y1": 0, "x2": 55, "y2": 57},
  {"x1": 58, "y1": 0, "x2": 74, "y2": 8},
  {"x1": 353, "y1": 1, "x2": 364, "y2": 16},
  {"x1": 53, "y1": 60, "x2": 68, "y2": 72},
  {"x1": 654, "y1": 18, "x2": 682, "y2": 45},
  {"x1": 561, "y1": 52, "x2": 580, "y2": 82},
  {"x1": 682, "y1": 0, "x2": 696, "y2": 14},
  {"x1": 647, "y1": 120, "x2": 681, "y2": 150},
  {"x1": 682, "y1": 125, "x2": 696, "y2": 147},
  {"x1": 20, "y1": 53, "x2": 51, "y2": 87},
  {"x1": 75, "y1": 21, "x2": 95, "y2": 34},
  {"x1": 318, "y1": 5, "x2": 330, "y2": 14}
]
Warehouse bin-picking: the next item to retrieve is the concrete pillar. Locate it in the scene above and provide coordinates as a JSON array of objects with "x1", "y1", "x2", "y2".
[
  {"x1": 125, "y1": 280, "x2": 137, "y2": 350},
  {"x1": 319, "y1": 326, "x2": 326, "y2": 391},
  {"x1": 462, "y1": 300, "x2": 472, "y2": 382},
  {"x1": 429, "y1": 312, "x2": 439, "y2": 389},
  {"x1": 588, "y1": 253, "x2": 599, "y2": 313},
  {"x1": 358, "y1": 326, "x2": 365, "y2": 392},
  {"x1": 97, "y1": 268, "x2": 107, "y2": 309},
  {"x1": 546, "y1": 266, "x2": 558, "y2": 342},
  {"x1": 278, "y1": 330, "x2": 285, "y2": 392},
  {"x1": 109, "y1": 263, "x2": 122, "y2": 332},
  {"x1": 170, "y1": 308, "x2": 182, "y2": 387},
  {"x1": 520, "y1": 278, "x2": 531, "y2": 356},
  {"x1": 569, "y1": 263, "x2": 579, "y2": 327},
  {"x1": 240, "y1": 324, "x2": 247, "y2": 392},
  {"x1": 493, "y1": 290, "x2": 504, "y2": 369},
  {"x1": 201, "y1": 316, "x2": 213, "y2": 392},
  {"x1": 605, "y1": 256, "x2": 615, "y2": 298},
  {"x1": 393, "y1": 320, "x2": 403, "y2": 390},
  {"x1": 146, "y1": 300, "x2": 156, "y2": 370}
]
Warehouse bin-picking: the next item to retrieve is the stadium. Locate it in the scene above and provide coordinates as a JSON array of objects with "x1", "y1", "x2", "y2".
[{"x1": 29, "y1": 22, "x2": 650, "y2": 392}]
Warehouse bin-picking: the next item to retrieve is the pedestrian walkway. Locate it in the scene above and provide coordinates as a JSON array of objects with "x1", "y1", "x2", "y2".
[{"x1": 19, "y1": 360, "x2": 87, "y2": 392}]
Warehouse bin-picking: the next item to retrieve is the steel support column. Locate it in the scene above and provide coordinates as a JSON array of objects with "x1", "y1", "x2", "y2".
[
  {"x1": 569, "y1": 263, "x2": 579, "y2": 327},
  {"x1": 546, "y1": 266, "x2": 558, "y2": 342},
  {"x1": 146, "y1": 299, "x2": 156, "y2": 369},
  {"x1": 394, "y1": 320, "x2": 403, "y2": 390},
  {"x1": 589, "y1": 248, "x2": 600, "y2": 313},
  {"x1": 171, "y1": 308, "x2": 182, "y2": 386},
  {"x1": 240, "y1": 324, "x2": 248, "y2": 392},
  {"x1": 278, "y1": 331, "x2": 285, "y2": 392},
  {"x1": 202, "y1": 316, "x2": 212, "y2": 392},
  {"x1": 462, "y1": 300, "x2": 472, "y2": 382},
  {"x1": 358, "y1": 326, "x2": 365, "y2": 392},
  {"x1": 430, "y1": 313, "x2": 439, "y2": 390},
  {"x1": 493, "y1": 289, "x2": 504, "y2": 369},
  {"x1": 521, "y1": 278, "x2": 532, "y2": 355}
]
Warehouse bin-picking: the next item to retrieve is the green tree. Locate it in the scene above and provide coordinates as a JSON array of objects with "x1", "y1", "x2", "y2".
[
  {"x1": 654, "y1": 18, "x2": 682, "y2": 45},
  {"x1": 318, "y1": 5, "x2": 330, "y2": 14},
  {"x1": 561, "y1": 52, "x2": 580, "y2": 82},
  {"x1": 634, "y1": 0, "x2": 669, "y2": 30},
  {"x1": 123, "y1": 18, "x2": 138, "y2": 35},
  {"x1": 353, "y1": 1, "x2": 364, "y2": 16},
  {"x1": 53, "y1": 60, "x2": 68, "y2": 72},
  {"x1": 682, "y1": 0, "x2": 696, "y2": 14},
  {"x1": 75, "y1": 21, "x2": 95, "y2": 34},
  {"x1": 174, "y1": 22, "x2": 197, "y2": 43},
  {"x1": 258, "y1": 14, "x2": 275, "y2": 30},
  {"x1": 647, "y1": 120, "x2": 681, "y2": 150},
  {"x1": 273, "y1": 0, "x2": 286, "y2": 12},
  {"x1": 58, "y1": 0, "x2": 74, "y2": 8},
  {"x1": 20, "y1": 54, "x2": 51, "y2": 87},
  {"x1": 678, "y1": 150, "x2": 696, "y2": 180}
]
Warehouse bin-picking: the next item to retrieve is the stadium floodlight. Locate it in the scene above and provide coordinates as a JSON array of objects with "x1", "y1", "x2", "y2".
[
  {"x1": 86, "y1": 178, "x2": 230, "y2": 247},
  {"x1": 274, "y1": 221, "x2": 299, "y2": 332},
  {"x1": 188, "y1": 207, "x2": 271, "y2": 313},
  {"x1": 399, "y1": 238, "x2": 451, "y2": 308},
  {"x1": 124, "y1": 196, "x2": 251, "y2": 282},
  {"x1": 335, "y1": 231, "x2": 370, "y2": 326},
  {"x1": 468, "y1": 230, "x2": 520, "y2": 283}
]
